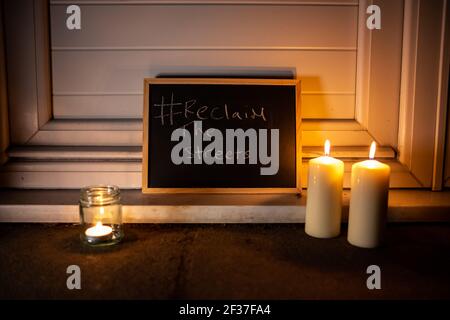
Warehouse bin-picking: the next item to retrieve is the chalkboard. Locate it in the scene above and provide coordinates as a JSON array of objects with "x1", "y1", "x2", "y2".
[{"x1": 142, "y1": 78, "x2": 301, "y2": 194}]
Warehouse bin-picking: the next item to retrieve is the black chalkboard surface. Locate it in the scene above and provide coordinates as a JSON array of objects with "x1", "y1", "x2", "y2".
[{"x1": 142, "y1": 78, "x2": 301, "y2": 194}]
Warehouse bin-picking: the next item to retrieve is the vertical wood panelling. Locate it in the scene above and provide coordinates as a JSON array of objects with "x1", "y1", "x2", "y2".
[
  {"x1": 398, "y1": 0, "x2": 419, "y2": 168},
  {"x1": 366, "y1": 0, "x2": 404, "y2": 148},
  {"x1": 34, "y1": 0, "x2": 53, "y2": 127},
  {"x1": 3, "y1": 0, "x2": 39, "y2": 144},
  {"x1": 394, "y1": 0, "x2": 450, "y2": 188},
  {"x1": 410, "y1": 0, "x2": 446, "y2": 187},
  {"x1": 432, "y1": 0, "x2": 449, "y2": 190},
  {"x1": 354, "y1": 0, "x2": 371, "y2": 128}
]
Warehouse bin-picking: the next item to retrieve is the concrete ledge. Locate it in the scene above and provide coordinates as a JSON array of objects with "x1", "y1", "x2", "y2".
[{"x1": 0, "y1": 189, "x2": 449, "y2": 223}]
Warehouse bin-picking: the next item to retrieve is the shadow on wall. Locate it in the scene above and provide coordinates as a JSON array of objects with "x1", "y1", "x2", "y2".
[
  {"x1": 156, "y1": 66, "x2": 297, "y2": 80},
  {"x1": 154, "y1": 67, "x2": 327, "y2": 119},
  {"x1": 156, "y1": 66, "x2": 324, "y2": 119}
]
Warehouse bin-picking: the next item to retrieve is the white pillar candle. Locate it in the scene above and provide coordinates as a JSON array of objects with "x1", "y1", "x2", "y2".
[
  {"x1": 305, "y1": 140, "x2": 344, "y2": 238},
  {"x1": 348, "y1": 142, "x2": 390, "y2": 248}
]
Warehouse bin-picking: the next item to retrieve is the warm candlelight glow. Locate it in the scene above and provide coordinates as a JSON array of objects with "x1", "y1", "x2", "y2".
[
  {"x1": 369, "y1": 141, "x2": 376, "y2": 159},
  {"x1": 348, "y1": 140, "x2": 390, "y2": 248},
  {"x1": 85, "y1": 221, "x2": 113, "y2": 238},
  {"x1": 306, "y1": 138, "x2": 344, "y2": 239},
  {"x1": 80, "y1": 185, "x2": 122, "y2": 246},
  {"x1": 324, "y1": 139, "x2": 331, "y2": 156}
]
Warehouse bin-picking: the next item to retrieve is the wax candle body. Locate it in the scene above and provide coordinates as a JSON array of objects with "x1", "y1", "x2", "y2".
[
  {"x1": 347, "y1": 160, "x2": 390, "y2": 248},
  {"x1": 305, "y1": 156, "x2": 344, "y2": 238}
]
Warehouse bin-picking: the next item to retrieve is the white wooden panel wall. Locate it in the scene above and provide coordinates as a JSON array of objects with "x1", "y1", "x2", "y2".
[
  {"x1": 49, "y1": 0, "x2": 358, "y2": 119},
  {"x1": 409, "y1": 0, "x2": 446, "y2": 187}
]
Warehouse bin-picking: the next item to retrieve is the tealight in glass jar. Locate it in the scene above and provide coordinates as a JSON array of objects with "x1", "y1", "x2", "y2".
[{"x1": 79, "y1": 185, "x2": 123, "y2": 246}]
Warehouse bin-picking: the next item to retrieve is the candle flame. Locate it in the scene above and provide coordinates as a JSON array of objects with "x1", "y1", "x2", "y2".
[
  {"x1": 324, "y1": 139, "x2": 331, "y2": 156},
  {"x1": 100, "y1": 207, "x2": 104, "y2": 215},
  {"x1": 96, "y1": 221, "x2": 102, "y2": 228},
  {"x1": 369, "y1": 141, "x2": 376, "y2": 159}
]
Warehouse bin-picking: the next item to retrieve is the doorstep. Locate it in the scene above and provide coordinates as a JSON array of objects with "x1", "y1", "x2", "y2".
[
  {"x1": 1, "y1": 223, "x2": 450, "y2": 299},
  {"x1": 0, "y1": 189, "x2": 449, "y2": 223}
]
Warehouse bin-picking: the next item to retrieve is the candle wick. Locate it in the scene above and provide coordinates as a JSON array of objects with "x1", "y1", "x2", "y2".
[
  {"x1": 324, "y1": 140, "x2": 331, "y2": 156},
  {"x1": 369, "y1": 141, "x2": 377, "y2": 159}
]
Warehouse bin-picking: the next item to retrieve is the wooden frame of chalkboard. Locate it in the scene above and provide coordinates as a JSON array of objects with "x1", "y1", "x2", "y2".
[{"x1": 142, "y1": 78, "x2": 301, "y2": 194}]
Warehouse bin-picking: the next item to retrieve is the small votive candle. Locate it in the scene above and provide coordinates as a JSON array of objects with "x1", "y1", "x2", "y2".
[
  {"x1": 305, "y1": 140, "x2": 344, "y2": 238},
  {"x1": 347, "y1": 142, "x2": 390, "y2": 248},
  {"x1": 79, "y1": 185, "x2": 123, "y2": 246}
]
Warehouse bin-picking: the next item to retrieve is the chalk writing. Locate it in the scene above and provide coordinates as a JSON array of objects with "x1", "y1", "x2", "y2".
[{"x1": 153, "y1": 93, "x2": 267, "y2": 128}]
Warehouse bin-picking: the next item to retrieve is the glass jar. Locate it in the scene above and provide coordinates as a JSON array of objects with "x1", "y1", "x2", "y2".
[{"x1": 79, "y1": 185, "x2": 123, "y2": 246}]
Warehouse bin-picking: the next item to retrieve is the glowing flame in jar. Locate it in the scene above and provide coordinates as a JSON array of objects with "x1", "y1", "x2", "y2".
[{"x1": 85, "y1": 221, "x2": 112, "y2": 238}]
